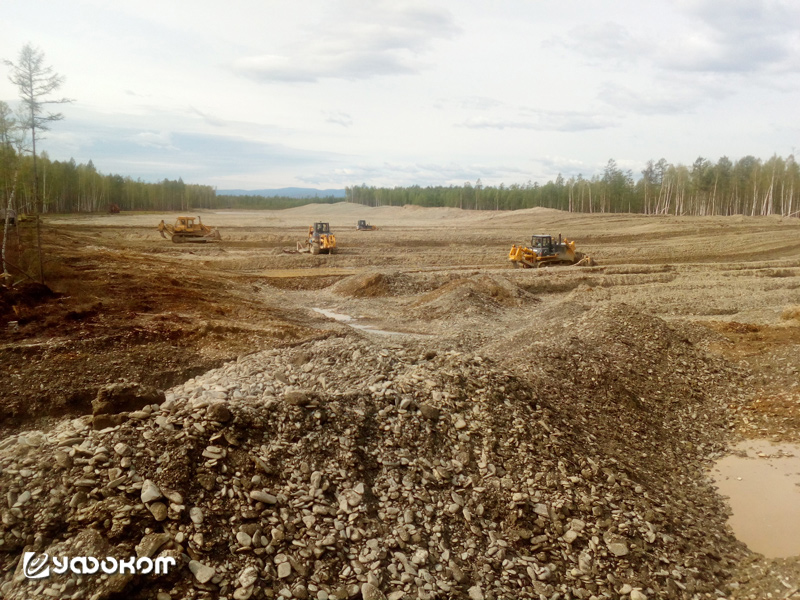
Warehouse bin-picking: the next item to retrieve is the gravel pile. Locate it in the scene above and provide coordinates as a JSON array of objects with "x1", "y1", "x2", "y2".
[
  {"x1": 0, "y1": 304, "x2": 748, "y2": 600},
  {"x1": 331, "y1": 272, "x2": 417, "y2": 298},
  {"x1": 411, "y1": 275, "x2": 538, "y2": 320}
]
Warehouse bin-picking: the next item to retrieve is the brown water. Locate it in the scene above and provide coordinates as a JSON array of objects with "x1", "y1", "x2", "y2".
[{"x1": 711, "y1": 440, "x2": 800, "y2": 558}]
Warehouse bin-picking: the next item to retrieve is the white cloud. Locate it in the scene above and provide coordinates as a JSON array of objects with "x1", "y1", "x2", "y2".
[
  {"x1": 555, "y1": 3, "x2": 800, "y2": 76},
  {"x1": 298, "y1": 160, "x2": 530, "y2": 187},
  {"x1": 130, "y1": 131, "x2": 177, "y2": 150},
  {"x1": 232, "y1": 1, "x2": 459, "y2": 83},
  {"x1": 3, "y1": 0, "x2": 799, "y2": 189},
  {"x1": 324, "y1": 111, "x2": 353, "y2": 127},
  {"x1": 662, "y1": 0, "x2": 800, "y2": 73},
  {"x1": 460, "y1": 109, "x2": 614, "y2": 132},
  {"x1": 596, "y1": 81, "x2": 726, "y2": 116},
  {"x1": 550, "y1": 21, "x2": 650, "y2": 66},
  {"x1": 457, "y1": 96, "x2": 504, "y2": 111}
]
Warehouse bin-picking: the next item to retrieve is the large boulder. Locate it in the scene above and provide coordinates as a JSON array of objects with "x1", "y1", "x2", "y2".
[{"x1": 92, "y1": 382, "x2": 165, "y2": 416}]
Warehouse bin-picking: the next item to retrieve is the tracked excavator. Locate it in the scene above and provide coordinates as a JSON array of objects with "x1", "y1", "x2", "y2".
[{"x1": 508, "y1": 234, "x2": 594, "y2": 268}]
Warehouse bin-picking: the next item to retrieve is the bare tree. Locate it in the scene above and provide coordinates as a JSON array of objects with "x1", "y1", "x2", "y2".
[
  {"x1": 0, "y1": 115, "x2": 28, "y2": 283},
  {"x1": 5, "y1": 43, "x2": 73, "y2": 283},
  {"x1": 0, "y1": 101, "x2": 18, "y2": 282}
]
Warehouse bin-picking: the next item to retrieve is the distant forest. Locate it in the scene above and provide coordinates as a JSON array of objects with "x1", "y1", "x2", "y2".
[
  {"x1": 340, "y1": 155, "x2": 800, "y2": 217},
  {"x1": 2, "y1": 150, "x2": 799, "y2": 217},
  {"x1": 0, "y1": 151, "x2": 217, "y2": 213}
]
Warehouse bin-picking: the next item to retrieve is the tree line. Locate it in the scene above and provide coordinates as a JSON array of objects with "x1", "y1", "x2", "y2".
[
  {"x1": 5, "y1": 45, "x2": 800, "y2": 225},
  {"x1": 4, "y1": 152, "x2": 798, "y2": 217},
  {"x1": 0, "y1": 148, "x2": 216, "y2": 213},
  {"x1": 342, "y1": 155, "x2": 800, "y2": 217}
]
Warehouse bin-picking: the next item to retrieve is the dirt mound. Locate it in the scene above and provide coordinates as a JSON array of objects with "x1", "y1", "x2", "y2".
[
  {"x1": 331, "y1": 271, "x2": 414, "y2": 298},
  {"x1": 413, "y1": 275, "x2": 537, "y2": 319},
  {"x1": 0, "y1": 306, "x2": 747, "y2": 600}
]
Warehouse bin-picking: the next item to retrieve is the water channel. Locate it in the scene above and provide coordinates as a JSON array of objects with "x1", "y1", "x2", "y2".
[{"x1": 312, "y1": 308, "x2": 430, "y2": 337}]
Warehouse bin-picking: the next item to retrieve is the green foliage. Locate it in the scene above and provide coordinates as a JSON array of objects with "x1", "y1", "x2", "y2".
[
  {"x1": 0, "y1": 152, "x2": 216, "y2": 213},
  {"x1": 2, "y1": 152, "x2": 799, "y2": 216},
  {"x1": 339, "y1": 154, "x2": 800, "y2": 217}
]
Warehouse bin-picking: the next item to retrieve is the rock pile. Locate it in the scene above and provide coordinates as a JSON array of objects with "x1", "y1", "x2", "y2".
[
  {"x1": 412, "y1": 275, "x2": 537, "y2": 320},
  {"x1": 332, "y1": 272, "x2": 416, "y2": 298},
  {"x1": 0, "y1": 304, "x2": 747, "y2": 599}
]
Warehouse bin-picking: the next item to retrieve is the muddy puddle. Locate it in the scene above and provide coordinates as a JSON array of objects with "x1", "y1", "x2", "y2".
[
  {"x1": 311, "y1": 308, "x2": 430, "y2": 337},
  {"x1": 711, "y1": 440, "x2": 800, "y2": 558}
]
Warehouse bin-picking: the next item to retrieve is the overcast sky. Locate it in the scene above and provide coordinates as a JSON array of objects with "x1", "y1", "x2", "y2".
[{"x1": 2, "y1": 0, "x2": 799, "y2": 190}]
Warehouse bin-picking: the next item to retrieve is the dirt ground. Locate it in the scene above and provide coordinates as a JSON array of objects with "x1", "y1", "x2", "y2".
[{"x1": 3, "y1": 203, "x2": 800, "y2": 597}]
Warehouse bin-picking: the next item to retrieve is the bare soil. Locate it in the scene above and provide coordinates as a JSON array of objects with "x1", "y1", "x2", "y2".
[{"x1": 3, "y1": 204, "x2": 800, "y2": 597}]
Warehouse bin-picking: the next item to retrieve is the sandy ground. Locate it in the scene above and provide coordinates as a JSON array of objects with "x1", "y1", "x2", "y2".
[{"x1": 4, "y1": 203, "x2": 800, "y2": 597}]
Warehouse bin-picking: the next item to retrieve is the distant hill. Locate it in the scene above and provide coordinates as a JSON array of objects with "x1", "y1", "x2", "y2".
[{"x1": 216, "y1": 187, "x2": 346, "y2": 199}]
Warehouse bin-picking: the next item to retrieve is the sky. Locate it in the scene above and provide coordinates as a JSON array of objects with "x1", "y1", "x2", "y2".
[{"x1": 1, "y1": 0, "x2": 799, "y2": 190}]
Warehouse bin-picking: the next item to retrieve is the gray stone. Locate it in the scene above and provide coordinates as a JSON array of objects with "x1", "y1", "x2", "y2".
[
  {"x1": 238, "y1": 565, "x2": 259, "y2": 588},
  {"x1": 278, "y1": 562, "x2": 292, "y2": 578},
  {"x1": 360, "y1": 582, "x2": 386, "y2": 600},
  {"x1": 250, "y1": 490, "x2": 278, "y2": 504},
  {"x1": 206, "y1": 403, "x2": 232, "y2": 423},
  {"x1": 141, "y1": 479, "x2": 162, "y2": 503},
  {"x1": 284, "y1": 390, "x2": 311, "y2": 406},
  {"x1": 148, "y1": 502, "x2": 168, "y2": 521},
  {"x1": 607, "y1": 541, "x2": 629, "y2": 557},
  {"x1": 293, "y1": 584, "x2": 309, "y2": 599},
  {"x1": 113, "y1": 442, "x2": 132, "y2": 456},
  {"x1": 135, "y1": 533, "x2": 172, "y2": 558},
  {"x1": 468, "y1": 586, "x2": 484, "y2": 600},
  {"x1": 234, "y1": 586, "x2": 254, "y2": 600},
  {"x1": 419, "y1": 404, "x2": 440, "y2": 420},
  {"x1": 188, "y1": 560, "x2": 216, "y2": 584}
]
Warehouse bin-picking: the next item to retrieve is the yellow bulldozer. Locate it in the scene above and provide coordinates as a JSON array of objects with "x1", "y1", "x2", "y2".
[
  {"x1": 508, "y1": 234, "x2": 594, "y2": 268},
  {"x1": 298, "y1": 222, "x2": 337, "y2": 254},
  {"x1": 157, "y1": 216, "x2": 221, "y2": 243}
]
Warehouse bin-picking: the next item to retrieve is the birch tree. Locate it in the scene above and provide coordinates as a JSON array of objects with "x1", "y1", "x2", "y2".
[{"x1": 4, "y1": 43, "x2": 72, "y2": 283}]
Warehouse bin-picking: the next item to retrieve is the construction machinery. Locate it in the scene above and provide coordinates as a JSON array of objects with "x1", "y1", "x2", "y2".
[
  {"x1": 298, "y1": 222, "x2": 337, "y2": 254},
  {"x1": 356, "y1": 219, "x2": 377, "y2": 231},
  {"x1": 508, "y1": 234, "x2": 593, "y2": 268},
  {"x1": 157, "y1": 216, "x2": 221, "y2": 243}
]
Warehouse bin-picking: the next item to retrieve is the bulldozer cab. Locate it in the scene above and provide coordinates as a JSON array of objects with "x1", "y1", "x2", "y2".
[
  {"x1": 531, "y1": 235, "x2": 553, "y2": 251},
  {"x1": 177, "y1": 217, "x2": 196, "y2": 231},
  {"x1": 313, "y1": 222, "x2": 330, "y2": 234},
  {"x1": 357, "y1": 220, "x2": 366, "y2": 228}
]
